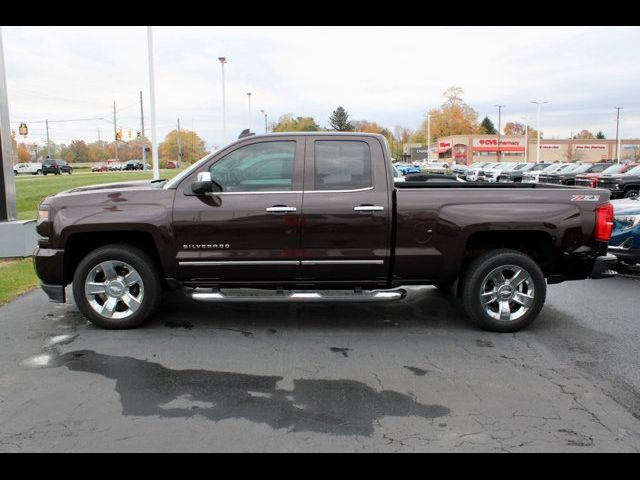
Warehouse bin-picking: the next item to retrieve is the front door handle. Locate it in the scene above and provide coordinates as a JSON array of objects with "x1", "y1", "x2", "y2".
[
  {"x1": 266, "y1": 206, "x2": 297, "y2": 213},
  {"x1": 354, "y1": 205, "x2": 385, "y2": 212}
]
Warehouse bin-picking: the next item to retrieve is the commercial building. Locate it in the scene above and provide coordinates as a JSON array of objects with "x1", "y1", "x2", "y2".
[{"x1": 420, "y1": 135, "x2": 640, "y2": 165}]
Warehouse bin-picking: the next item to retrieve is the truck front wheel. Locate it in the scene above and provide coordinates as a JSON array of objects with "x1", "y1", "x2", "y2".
[
  {"x1": 461, "y1": 249, "x2": 546, "y2": 332},
  {"x1": 72, "y1": 244, "x2": 162, "y2": 329}
]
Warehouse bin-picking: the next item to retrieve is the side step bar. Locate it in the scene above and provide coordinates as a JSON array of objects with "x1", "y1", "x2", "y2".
[{"x1": 190, "y1": 288, "x2": 407, "y2": 303}]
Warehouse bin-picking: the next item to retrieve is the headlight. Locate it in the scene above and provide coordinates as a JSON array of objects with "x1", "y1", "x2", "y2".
[
  {"x1": 38, "y1": 205, "x2": 49, "y2": 221},
  {"x1": 615, "y1": 214, "x2": 640, "y2": 231}
]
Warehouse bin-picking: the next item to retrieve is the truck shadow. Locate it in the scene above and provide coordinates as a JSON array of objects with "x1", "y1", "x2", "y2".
[{"x1": 148, "y1": 286, "x2": 472, "y2": 332}]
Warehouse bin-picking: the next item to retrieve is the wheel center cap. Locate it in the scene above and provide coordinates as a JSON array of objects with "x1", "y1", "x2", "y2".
[
  {"x1": 498, "y1": 284, "x2": 514, "y2": 299},
  {"x1": 107, "y1": 280, "x2": 125, "y2": 297}
]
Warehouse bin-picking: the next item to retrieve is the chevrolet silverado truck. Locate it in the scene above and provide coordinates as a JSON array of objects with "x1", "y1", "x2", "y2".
[
  {"x1": 597, "y1": 164, "x2": 640, "y2": 199},
  {"x1": 34, "y1": 132, "x2": 617, "y2": 332}
]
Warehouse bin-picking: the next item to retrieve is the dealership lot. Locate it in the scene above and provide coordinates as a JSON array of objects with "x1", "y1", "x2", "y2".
[{"x1": 1, "y1": 276, "x2": 639, "y2": 452}]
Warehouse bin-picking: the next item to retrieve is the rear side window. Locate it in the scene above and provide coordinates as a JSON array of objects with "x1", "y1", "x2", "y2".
[{"x1": 314, "y1": 141, "x2": 372, "y2": 190}]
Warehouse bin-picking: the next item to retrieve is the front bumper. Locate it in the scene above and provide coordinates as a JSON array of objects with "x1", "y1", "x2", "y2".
[
  {"x1": 33, "y1": 247, "x2": 66, "y2": 302},
  {"x1": 590, "y1": 254, "x2": 618, "y2": 279}
]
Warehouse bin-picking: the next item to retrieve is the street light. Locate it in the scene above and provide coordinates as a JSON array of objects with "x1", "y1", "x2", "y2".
[
  {"x1": 260, "y1": 109, "x2": 267, "y2": 134},
  {"x1": 424, "y1": 114, "x2": 431, "y2": 161},
  {"x1": 495, "y1": 105, "x2": 505, "y2": 162},
  {"x1": 614, "y1": 106, "x2": 623, "y2": 164},
  {"x1": 531, "y1": 101, "x2": 549, "y2": 163},
  {"x1": 218, "y1": 57, "x2": 227, "y2": 143},
  {"x1": 521, "y1": 116, "x2": 528, "y2": 162}
]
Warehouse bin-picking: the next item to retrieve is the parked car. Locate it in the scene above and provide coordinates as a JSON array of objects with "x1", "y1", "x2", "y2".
[
  {"x1": 466, "y1": 162, "x2": 496, "y2": 181},
  {"x1": 34, "y1": 132, "x2": 616, "y2": 333},
  {"x1": 91, "y1": 164, "x2": 109, "y2": 173},
  {"x1": 392, "y1": 164, "x2": 405, "y2": 183},
  {"x1": 13, "y1": 162, "x2": 42, "y2": 175},
  {"x1": 596, "y1": 165, "x2": 640, "y2": 200},
  {"x1": 450, "y1": 163, "x2": 469, "y2": 178},
  {"x1": 124, "y1": 160, "x2": 144, "y2": 171},
  {"x1": 166, "y1": 161, "x2": 179, "y2": 169},
  {"x1": 608, "y1": 198, "x2": 640, "y2": 266},
  {"x1": 576, "y1": 163, "x2": 638, "y2": 188},
  {"x1": 395, "y1": 163, "x2": 421, "y2": 175},
  {"x1": 108, "y1": 162, "x2": 124, "y2": 171},
  {"x1": 41, "y1": 158, "x2": 72, "y2": 175},
  {"x1": 522, "y1": 163, "x2": 569, "y2": 183},
  {"x1": 499, "y1": 163, "x2": 551, "y2": 183},
  {"x1": 538, "y1": 163, "x2": 585, "y2": 184},
  {"x1": 422, "y1": 161, "x2": 450, "y2": 175},
  {"x1": 478, "y1": 162, "x2": 519, "y2": 182},
  {"x1": 542, "y1": 163, "x2": 612, "y2": 186}
]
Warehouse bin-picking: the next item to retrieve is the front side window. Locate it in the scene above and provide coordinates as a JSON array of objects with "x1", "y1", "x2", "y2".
[
  {"x1": 209, "y1": 141, "x2": 296, "y2": 192},
  {"x1": 314, "y1": 141, "x2": 372, "y2": 190}
]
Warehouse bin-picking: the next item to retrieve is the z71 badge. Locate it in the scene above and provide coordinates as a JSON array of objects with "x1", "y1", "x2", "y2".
[{"x1": 571, "y1": 195, "x2": 600, "y2": 201}]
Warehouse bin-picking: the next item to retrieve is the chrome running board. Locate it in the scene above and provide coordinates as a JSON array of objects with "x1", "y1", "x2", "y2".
[{"x1": 190, "y1": 288, "x2": 407, "y2": 303}]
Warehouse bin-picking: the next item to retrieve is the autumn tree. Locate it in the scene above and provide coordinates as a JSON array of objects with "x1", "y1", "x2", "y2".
[
  {"x1": 480, "y1": 116, "x2": 497, "y2": 134},
  {"x1": 67, "y1": 140, "x2": 90, "y2": 162},
  {"x1": 159, "y1": 130, "x2": 207, "y2": 165},
  {"x1": 417, "y1": 86, "x2": 480, "y2": 142},
  {"x1": 596, "y1": 131, "x2": 606, "y2": 139},
  {"x1": 574, "y1": 129, "x2": 595, "y2": 139},
  {"x1": 272, "y1": 113, "x2": 320, "y2": 132},
  {"x1": 328, "y1": 106, "x2": 353, "y2": 131},
  {"x1": 17, "y1": 143, "x2": 31, "y2": 162},
  {"x1": 394, "y1": 126, "x2": 414, "y2": 144},
  {"x1": 88, "y1": 141, "x2": 110, "y2": 163},
  {"x1": 503, "y1": 122, "x2": 541, "y2": 140}
]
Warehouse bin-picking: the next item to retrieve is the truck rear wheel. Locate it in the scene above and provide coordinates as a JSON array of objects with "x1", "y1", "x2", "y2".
[
  {"x1": 72, "y1": 244, "x2": 162, "y2": 329},
  {"x1": 461, "y1": 249, "x2": 546, "y2": 332}
]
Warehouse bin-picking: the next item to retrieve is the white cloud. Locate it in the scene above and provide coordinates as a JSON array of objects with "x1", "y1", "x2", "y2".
[{"x1": 3, "y1": 25, "x2": 640, "y2": 147}]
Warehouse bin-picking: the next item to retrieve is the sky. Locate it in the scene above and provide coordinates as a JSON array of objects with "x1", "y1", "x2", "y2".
[{"x1": 2, "y1": 26, "x2": 640, "y2": 150}]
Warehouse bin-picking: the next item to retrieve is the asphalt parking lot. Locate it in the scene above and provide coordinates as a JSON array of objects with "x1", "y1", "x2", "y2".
[{"x1": 1, "y1": 275, "x2": 639, "y2": 452}]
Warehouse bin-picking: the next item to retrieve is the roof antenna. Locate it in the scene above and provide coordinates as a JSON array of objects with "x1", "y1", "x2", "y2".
[{"x1": 238, "y1": 129, "x2": 255, "y2": 139}]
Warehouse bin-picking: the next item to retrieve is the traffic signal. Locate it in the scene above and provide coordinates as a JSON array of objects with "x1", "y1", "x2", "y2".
[
  {"x1": 136, "y1": 131, "x2": 141, "y2": 138},
  {"x1": 128, "y1": 128, "x2": 132, "y2": 139},
  {"x1": 116, "y1": 128, "x2": 123, "y2": 141}
]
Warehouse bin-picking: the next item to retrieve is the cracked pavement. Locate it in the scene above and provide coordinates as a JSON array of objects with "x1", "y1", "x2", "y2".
[{"x1": 1, "y1": 276, "x2": 639, "y2": 452}]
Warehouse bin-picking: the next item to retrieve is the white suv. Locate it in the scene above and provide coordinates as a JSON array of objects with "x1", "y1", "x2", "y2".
[{"x1": 13, "y1": 162, "x2": 43, "y2": 175}]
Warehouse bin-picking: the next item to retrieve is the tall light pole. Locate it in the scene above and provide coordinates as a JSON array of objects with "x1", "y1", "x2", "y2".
[
  {"x1": 495, "y1": 105, "x2": 505, "y2": 162},
  {"x1": 260, "y1": 109, "x2": 267, "y2": 134},
  {"x1": 531, "y1": 101, "x2": 549, "y2": 164},
  {"x1": 147, "y1": 26, "x2": 160, "y2": 180},
  {"x1": 218, "y1": 57, "x2": 227, "y2": 143},
  {"x1": 426, "y1": 114, "x2": 431, "y2": 161},
  {"x1": 139, "y1": 91, "x2": 146, "y2": 165},
  {"x1": 521, "y1": 116, "x2": 529, "y2": 162},
  {"x1": 614, "y1": 106, "x2": 623, "y2": 164},
  {"x1": 247, "y1": 92, "x2": 252, "y2": 114}
]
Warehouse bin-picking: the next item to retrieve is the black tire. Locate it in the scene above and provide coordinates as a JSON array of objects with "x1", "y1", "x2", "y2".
[
  {"x1": 68, "y1": 169, "x2": 73, "y2": 175},
  {"x1": 43, "y1": 172, "x2": 47, "y2": 176},
  {"x1": 36, "y1": 169, "x2": 42, "y2": 175},
  {"x1": 13, "y1": 170, "x2": 17, "y2": 175},
  {"x1": 461, "y1": 249, "x2": 546, "y2": 332},
  {"x1": 624, "y1": 188, "x2": 639, "y2": 199},
  {"x1": 72, "y1": 244, "x2": 162, "y2": 329}
]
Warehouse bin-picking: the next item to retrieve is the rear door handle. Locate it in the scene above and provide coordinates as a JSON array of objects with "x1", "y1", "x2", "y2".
[
  {"x1": 266, "y1": 206, "x2": 297, "y2": 213},
  {"x1": 354, "y1": 205, "x2": 385, "y2": 212}
]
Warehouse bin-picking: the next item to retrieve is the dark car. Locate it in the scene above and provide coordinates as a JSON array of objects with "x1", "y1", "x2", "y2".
[
  {"x1": 597, "y1": 165, "x2": 640, "y2": 199},
  {"x1": 540, "y1": 163, "x2": 609, "y2": 185},
  {"x1": 34, "y1": 132, "x2": 616, "y2": 333},
  {"x1": 608, "y1": 198, "x2": 640, "y2": 266},
  {"x1": 124, "y1": 160, "x2": 144, "y2": 171},
  {"x1": 575, "y1": 163, "x2": 637, "y2": 188},
  {"x1": 498, "y1": 163, "x2": 551, "y2": 183},
  {"x1": 41, "y1": 158, "x2": 72, "y2": 175}
]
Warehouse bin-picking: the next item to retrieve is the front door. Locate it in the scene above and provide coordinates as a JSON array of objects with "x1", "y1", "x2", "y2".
[
  {"x1": 299, "y1": 136, "x2": 392, "y2": 282},
  {"x1": 172, "y1": 137, "x2": 304, "y2": 282}
]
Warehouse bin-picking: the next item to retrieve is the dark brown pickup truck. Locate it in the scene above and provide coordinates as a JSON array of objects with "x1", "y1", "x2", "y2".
[{"x1": 34, "y1": 132, "x2": 616, "y2": 332}]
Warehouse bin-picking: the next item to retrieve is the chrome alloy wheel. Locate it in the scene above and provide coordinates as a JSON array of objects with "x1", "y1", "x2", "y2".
[
  {"x1": 479, "y1": 265, "x2": 534, "y2": 322},
  {"x1": 84, "y1": 261, "x2": 144, "y2": 320}
]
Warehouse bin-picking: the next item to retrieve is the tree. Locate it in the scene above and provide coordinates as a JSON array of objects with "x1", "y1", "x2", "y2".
[
  {"x1": 596, "y1": 130, "x2": 606, "y2": 139},
  {"x1": 159, "y1": 129, "x2": 208, "y2": 165},
  {"x1": 17, "y1": 143, "x2": 31, "y2": 162},
  {"x1": 272, "y1": 113, "x2": 320, "y2": 132},
  {"x1": 88, "y1": 141, "x2": 109, "y2": 163},
  {"x1": 574, "y1": 129, "x2": 594, "y2": 139},
  {"x1": 417, "y1": 86, "x2": 480, "y2": 142},
  {"x1": 480, "y1": 116, "x2": 497, "y2": 134},
  {"x1": 394, "y1": 126, "x2": 413, "y2": 143},
  {"x1": 504, "y1": 122, "x2": 541, "y2": 140},
  {"x1": 67, "y1": 140, "x2": 90, "y2": 162},
  {"x1": 328, "y1": 106, "x2": 353, "y2": 131}
]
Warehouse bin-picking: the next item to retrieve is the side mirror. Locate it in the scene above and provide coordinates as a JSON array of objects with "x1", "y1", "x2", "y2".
[{"x1": 191, "y1": 172, "x2": 222, "y2": 195}]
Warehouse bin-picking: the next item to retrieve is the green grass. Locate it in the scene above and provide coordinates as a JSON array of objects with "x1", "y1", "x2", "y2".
[
  {"x1": 0, "y1": 258, "x2": 40, "y2": 305},
  {"x1": 15, "y1": 169, "x2": 183, "y2": 220}
]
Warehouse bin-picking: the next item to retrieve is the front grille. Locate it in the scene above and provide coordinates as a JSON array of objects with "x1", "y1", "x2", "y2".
[{"x1": 575, "y1": 178, "x2": 594, "y2": 187}]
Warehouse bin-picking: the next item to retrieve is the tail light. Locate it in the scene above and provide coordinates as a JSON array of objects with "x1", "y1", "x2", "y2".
[
  {"x1": 591, "y1": 178, "x2": 598, "y2": 188},
  {"x1": 595, "y1": 203, "x2": 614, "y2": 242}
]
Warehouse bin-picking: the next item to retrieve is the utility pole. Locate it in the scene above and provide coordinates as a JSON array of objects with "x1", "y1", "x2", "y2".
[
  {"x1": 113, "y1": 101, "x2": 118, "y2": 161},
  {"x1": 97, "y1": 128, "x2": 101, "y2": 143},
  {"x1": 147, "y1": 26, "x2": 159, "y2": 180},
  {"x1": 176, "y1": 117, "x2": 182, "y2": 168},
  {"x1": 426, "y1": 114, "x2": 431, "y2": 161},
  {"x1": 614, "y1": 106, "x2": 623, "y2": 164},
  {"x1": 521, "y1": 117, "x2": 528, "y2": 162},
  {"x1": 45, "y1": 119, "x2": 51, "y2": 158},
  {"x1": 495, "y1": 105, "x2": 504, "y2": 162},
  {"x1": 191, "y1": 118, "x2": 194, "y2": 163},
  {"x1": 139, "y1": 90, "x2": 146, "y2": 164},
  {"x1": 260, "y1": 109, "x2": 267, "y2": 133},
  {"x1": 247, "y1": 92, "x2": 252, "y2": 114},
  {"x1": 531, "y1": 101, "x2": 549, "y2": 164},
  {"x1": 218, "y1": 57, "x2": 227, "y2": 143}
]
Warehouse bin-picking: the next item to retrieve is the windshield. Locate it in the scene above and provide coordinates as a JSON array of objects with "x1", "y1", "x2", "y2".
[
  {"x1": 511, "y1": 163, "x2": 529, "y2": 171},
  {"x1": 624, "y1": 165, "x2": 640, "y2": 176},
  {"x1": 495, "y1": 163, "x2": 515, "y2": 171},
  {"x1": 573, "y1": 164, "x2": 592, "y2": 174},
  {"x1": 601, "y1": 164, "x2": 625, "y2": 175}
]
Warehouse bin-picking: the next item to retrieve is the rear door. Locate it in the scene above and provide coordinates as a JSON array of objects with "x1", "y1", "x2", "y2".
[{"x1": 299, "y1": 136, "x2": 392, "y2": 282}]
